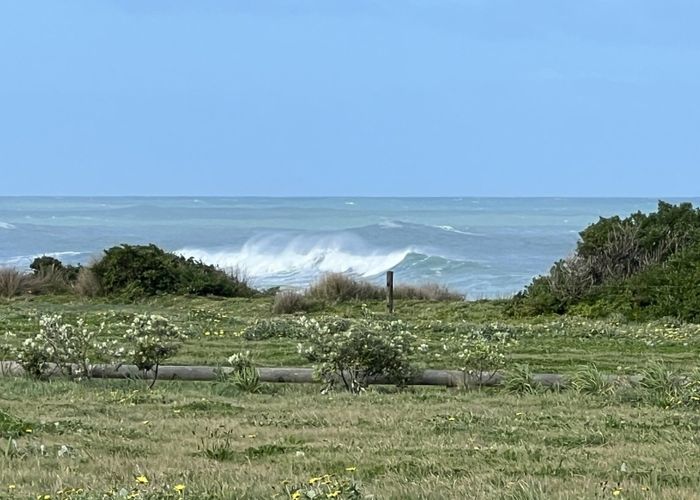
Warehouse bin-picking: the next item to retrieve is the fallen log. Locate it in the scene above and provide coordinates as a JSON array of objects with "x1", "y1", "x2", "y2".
[{"x1": 0, "y1": 360, "x2": 577, "y2": 387}]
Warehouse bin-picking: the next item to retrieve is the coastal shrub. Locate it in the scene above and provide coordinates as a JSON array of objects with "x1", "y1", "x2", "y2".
[
  {"x1": 7, "y1": 314, "x2": 109, "y2": 379},
  {"x1": 510, "y1": 201, "x2": 700, "y2": 320},
  {"x1": 296, "y1": 316, "x2": 417, "y2": 393},
  {"x1": 30, "y1": 255, "x2": 81, "y2": 283},
  {"x1": 444, "y1": 327, "x2": 518, "y2": 386},
  {"x1": 91, "y1": 244, "x2": 256, "y2": 298},
  {"x1": 116, "y1": 314, "x2": 186, "y2": 386}
]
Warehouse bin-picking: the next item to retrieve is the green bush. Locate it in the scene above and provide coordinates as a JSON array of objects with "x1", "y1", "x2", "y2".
[
  {"x1": 510, "y1": 201, "x2": 700, "y2": 321},
  {"x1": 91, "y1": 244, "x2": 257, "y2": 298},
  {"x1": 30, "y1": 255, "x2": 81, "y2": 283},
  {"x1": 295, "y1": 316, "x2": 418, "y2": 393}
]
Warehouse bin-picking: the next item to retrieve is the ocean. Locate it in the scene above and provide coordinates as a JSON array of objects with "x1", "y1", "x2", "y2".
[{"x1": 0, "y1": 197, "x2": 694, "y2": 298}]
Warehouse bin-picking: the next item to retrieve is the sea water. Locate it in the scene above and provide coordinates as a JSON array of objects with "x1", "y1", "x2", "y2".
[{"x1": 0, "y1": 197, "x2": 695, "y2": 298}]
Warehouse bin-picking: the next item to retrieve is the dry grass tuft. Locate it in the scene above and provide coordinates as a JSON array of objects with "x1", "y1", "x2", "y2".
[
  {"x1": 74, "y1": 267, "x2": 102, "y2": 297},
  {"x1": 306, "y1": 272, "x2": 463, "y2": 302},
  {"x1": 0, "y1": 268, "x2": 26, "y2": 297},
  {"x1": 394, "y1": 283, "x2": 464, "y2": 301},
  {"x1": 272, "y1": 290, "x2": 311, "y2": 314},
  {"x1": 25, "y1": 265, "x2": 71, "y2": 294},
  {"x1": 306, "y1": 273, "x2": 384, "y2": 302}
]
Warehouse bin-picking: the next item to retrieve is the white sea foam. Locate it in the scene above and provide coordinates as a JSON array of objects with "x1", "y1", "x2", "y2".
[
  {"x1": 0, "y1": 221, "x2": 15, "y2": 230},
  {"x1": 0, "y1": 251, "x2": 85, "y2": 268},
  {"x1": 379, "y1": 219, "x2": 403, "y2": 228},
  {"x1": 434, "y1": 225, "x2": 481, "y2": 236},
  {"x1": 177, "y1": 234, "x2": 416, "y2": 280}
]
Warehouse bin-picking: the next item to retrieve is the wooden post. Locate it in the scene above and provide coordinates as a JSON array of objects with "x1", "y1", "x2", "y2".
[{"x1": 386, "y1": 270, "x2": 394, "y2": 313}]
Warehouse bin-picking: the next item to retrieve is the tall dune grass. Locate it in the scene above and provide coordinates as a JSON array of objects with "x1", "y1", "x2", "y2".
[
  {"x1": 305, "y1": 272, "x2": 463, "y2": 303},
  {"x1": 0, "y1": 268, "x2": 26, "y2": 297}
]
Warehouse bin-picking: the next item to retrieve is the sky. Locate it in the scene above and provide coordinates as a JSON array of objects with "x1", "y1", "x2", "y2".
[{"x1": 1, "y1": 1, "x2": 699, "y2": 197}]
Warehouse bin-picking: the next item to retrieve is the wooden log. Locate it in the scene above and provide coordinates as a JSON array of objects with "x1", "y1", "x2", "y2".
[
  {"x1": 0, "y1": 361, "x2": 576, "y2": 387},
  {"x1": 0, "y1": 361, "x2": 650, "y2": 391}
]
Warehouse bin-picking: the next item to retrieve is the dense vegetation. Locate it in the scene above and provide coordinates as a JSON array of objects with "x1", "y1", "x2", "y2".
[
  {"x1": 510, "y1": 201, "x2": 700, "y2": 321},
  {"x1": 0, "y1": 244, "x2": 258, "y2": 299},
  {"x1": 91, "y1": 244, "x2": 257, "y2": 298}
]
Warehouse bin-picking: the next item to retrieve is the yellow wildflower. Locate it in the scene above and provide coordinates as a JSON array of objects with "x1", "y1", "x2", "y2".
[
  {"x1": 291, "y1": 492, "x2": 301, "y2": 500},
  {"x1": 308, "y1": 476, "x2": 322, "y2": 485},
  {"x1": 8, "y1": 485, "x2": 16, "y2": 490},
  {"x1": 327, "y1": 491, "x2": 341, "y2": 498},
  {"x1": 135, "y1": 474, "x2": 149, "y2": 485},
  {"x1": 345, "y1": 466, "x2": 357, "y2": 472},
  {"x1": 174, "y1": 484, "x2": 186, "y2": 494}
]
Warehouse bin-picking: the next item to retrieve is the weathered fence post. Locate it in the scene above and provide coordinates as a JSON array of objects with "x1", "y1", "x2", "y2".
[{"x1": 386, "y1": 270, "x2": 394, "y2": 313}]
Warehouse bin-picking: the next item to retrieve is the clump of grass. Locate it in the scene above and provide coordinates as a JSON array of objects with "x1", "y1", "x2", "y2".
[
  {"x1": 0, "y1": 268, "x2": 27, "y2": 297},
  {"x1": 306, "y1": 272, "x2": 462, "y2": 303},
  {"x1": 25, "y1": 265, "x2": 71, "y2": 294},
  {"x1": 231, "y1": 366, "x2": 262, "y2": 393},
  {"x1": 504, "y1": 364, "x2": 540, "y2": 394},
  {"x1": 394, "y1": 283, "x2": 463, "y2": 301},
  {"x1": 634, "y1": 360, "x2": 700, "y2": 408},
  {"x1": 1, "y1": 264, "x2": 80, "y2": 297},
  {"x1": 272, "y1": 290, "x2": 312, "y2": 314},
  {"x1": 570, "y1": 365, "x2": 617, "y2": 395},
  {"x1": 307, "y1": 273, "x2": 384, "y2": 302},
  {"x1": 74, "y1": 267, "x2": 102, "y2": 297},
  {"x1": 0, "y1": 409, "x2": 29, "y2": 439}
]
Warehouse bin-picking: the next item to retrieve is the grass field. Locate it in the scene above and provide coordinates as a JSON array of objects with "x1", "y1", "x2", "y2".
[{"x1": 2, "y1": 295, "x2": 700, "y2": 499}]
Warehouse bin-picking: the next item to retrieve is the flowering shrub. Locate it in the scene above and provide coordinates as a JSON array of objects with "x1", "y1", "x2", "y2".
[
  {"x1": 295, "y1": 316, "x2": 417, "y2": 393},
  {"x1": 117, "y1": 315, "x2": 187, "y2": 387},
  {"x1": 443, "y1": 325, "x2": 518, "y2": 386},
  {"x1": 5, "y1": 315, "x2": 108, "y2": 379}
]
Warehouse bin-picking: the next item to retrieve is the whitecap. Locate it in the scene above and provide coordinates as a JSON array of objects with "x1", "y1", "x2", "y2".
[
  {"x1": 378, "y1": 220, "x2": 403, "y2": 228},
  {"x1": 177, "y1": 233, "x2": 417, "y2": 281},
  {"x1": 434, "y1": 225, "x2": 482, "y2": 236},
  {"x1": 0, "y1": 221, "x2": 15, "y2": 230}
]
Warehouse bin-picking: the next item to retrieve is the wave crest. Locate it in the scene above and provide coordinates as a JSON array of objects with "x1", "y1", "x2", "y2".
[{"x1": 177, "y1": 234, "x2": 415, "y2": 280}]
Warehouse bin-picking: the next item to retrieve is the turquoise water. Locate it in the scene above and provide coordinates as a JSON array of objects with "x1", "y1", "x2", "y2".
[{"x1": 0, "y1": 197, "x2": 694, "y2": 297}]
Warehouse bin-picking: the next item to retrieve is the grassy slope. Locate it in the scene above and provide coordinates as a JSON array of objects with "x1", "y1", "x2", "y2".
[{"x1": 2, "y1": 295, "x2": 700, "y2": 498}]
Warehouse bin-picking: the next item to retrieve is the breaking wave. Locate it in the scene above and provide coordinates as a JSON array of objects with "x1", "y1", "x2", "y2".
[{"x1": 177, "y1": 233, "x2": 417, "y2": 281}]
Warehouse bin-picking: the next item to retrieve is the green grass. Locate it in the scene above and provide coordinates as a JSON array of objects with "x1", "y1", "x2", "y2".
[
  {"x1": 2, "y1": 379, "x2": 700, "y2": 498},
  {"x1": 1, "y1": 295, "x2": 699, "y2": 373},
  {"x1": 2, "y1": 295, "x2": 700, "y2": 498}
]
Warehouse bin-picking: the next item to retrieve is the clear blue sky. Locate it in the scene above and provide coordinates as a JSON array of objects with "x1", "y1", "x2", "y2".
[{"x1": 1, "y1": 1, "x2": 699, "y2": 197}]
